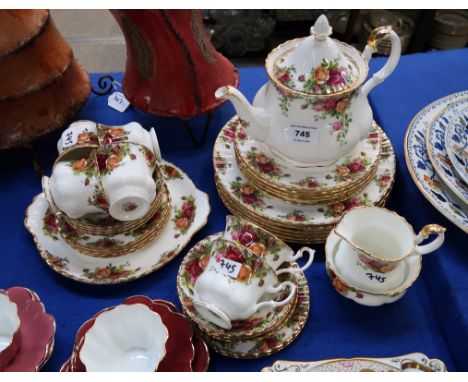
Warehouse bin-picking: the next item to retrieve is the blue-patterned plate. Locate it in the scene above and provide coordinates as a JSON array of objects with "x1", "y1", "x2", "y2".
[
  {"x1": 445, "y1": 104, "x2": 468, "y2": 185},
  {"x1": 426, "y1": 97, "x2": 468, "y2": 203},
  {"x1": 405, "y1": 91, "x2": 468, "y2": 233}
]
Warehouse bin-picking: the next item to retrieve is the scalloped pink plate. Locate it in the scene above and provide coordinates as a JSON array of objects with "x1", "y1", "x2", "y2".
[{"x1": 2, "y1": 287, "x2": 55, "y2": 371}]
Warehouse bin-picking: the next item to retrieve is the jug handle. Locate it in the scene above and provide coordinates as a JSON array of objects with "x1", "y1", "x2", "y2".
[
  {"x1": 254, "y1": 281, "x2": 297, "y2": 311},
  {"x1": 414, "y1": 224, "x2": 446, "y2": 256},
  {"x1": 277, "y1": 247, "x2": 315, "y2": 274},
  {"x1": 361, "y1": 26, "x2": 401, "y2": 97}
]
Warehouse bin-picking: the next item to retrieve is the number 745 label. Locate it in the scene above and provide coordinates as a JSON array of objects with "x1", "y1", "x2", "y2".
[
  {"x1": 285, "y1": 124, "x2": 319, "y2": 145},
  {"x1": 216, "y1": 258, "x2": 242, "y2": 279}
]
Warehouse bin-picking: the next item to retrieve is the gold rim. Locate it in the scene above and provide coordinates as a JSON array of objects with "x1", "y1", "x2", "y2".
[
  {"x1": 236, "y1": 157, "x2": 379, "y2": 205},
  {"x1": 233, "y1": 121, "x2": 381, "y2": 199},
  {"x1": 265, "y1": 37, "x2": 368, "y2": 99},
  {"x1": 58, "y1": 189, "x2": 172, "y2": 258},
  {"x1": 333, "y1": 205, "x2": 431, "y2": 263},
  {"x1": 404, "y1": 91, "x2": 468, "y2": 234}
]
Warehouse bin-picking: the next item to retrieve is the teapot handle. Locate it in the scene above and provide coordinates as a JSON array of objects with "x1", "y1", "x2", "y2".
[
  {"x1": 414, "y1": 224, "x2": 446, "y2": 256},
  {"x1": 361, "y1": 26, "x2": 401, "y2": 97}
]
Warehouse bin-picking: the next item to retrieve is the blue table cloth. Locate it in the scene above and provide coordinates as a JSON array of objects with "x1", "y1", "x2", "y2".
[{"x1": 0, "y1": 48, "x2": 467, "y2": 372}]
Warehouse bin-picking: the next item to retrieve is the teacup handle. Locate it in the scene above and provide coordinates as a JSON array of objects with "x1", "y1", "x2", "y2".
[
  {"x1": 254, "y1": 281, "x2": 297, "y2": 311},
  {"x1": 41, "y1": 176, "x2": 59, "y2": 214},
  {"x1": 361, "y1": 26, "x2": 401, "y2": 97},
  {"x1": 414, "y1": 224, "x2": 446, "y2": 255},
  {"x1": 276, "y1": 247, "x2": 315, "y2": 275}
]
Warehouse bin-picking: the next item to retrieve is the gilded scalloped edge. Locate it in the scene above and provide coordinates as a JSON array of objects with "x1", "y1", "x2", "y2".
[{"x1": 4, "y1": 287, "x2": 56, "y2": 371}]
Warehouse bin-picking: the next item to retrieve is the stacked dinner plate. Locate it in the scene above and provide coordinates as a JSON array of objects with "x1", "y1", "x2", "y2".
[
  {"x1": 213, "y1": 116, "x2": 396, "y2": 244},
  {"x1": 405, "y1": 90, "x2": 468, "y2": 233},
  {"x1": 177, "y1": 216, "x2": 311, "y2": 359}
]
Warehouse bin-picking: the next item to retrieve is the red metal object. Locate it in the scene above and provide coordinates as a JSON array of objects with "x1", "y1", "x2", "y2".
[{"x1": 112, "y1": 10, "x2": 239, "y2": 119}]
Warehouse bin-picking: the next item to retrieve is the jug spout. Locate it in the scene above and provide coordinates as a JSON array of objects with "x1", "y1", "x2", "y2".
[{"x1": 215, "y1": 86, "x2": 269, "y2": 141}]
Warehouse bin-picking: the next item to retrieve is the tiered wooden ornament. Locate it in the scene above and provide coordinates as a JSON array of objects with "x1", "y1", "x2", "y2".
[{"x1": 0, "y1": 10, "x2": 90, "y2": 150}]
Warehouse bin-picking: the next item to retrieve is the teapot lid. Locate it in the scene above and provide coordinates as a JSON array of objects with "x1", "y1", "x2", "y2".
[{"x1": 271, "y1": 15, "x2": 359, "y2": 95}]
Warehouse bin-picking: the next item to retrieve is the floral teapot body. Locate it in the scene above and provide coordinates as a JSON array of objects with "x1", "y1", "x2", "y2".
[{"x1": 216, "y1": 15, "x2": 401, "y2": 166}]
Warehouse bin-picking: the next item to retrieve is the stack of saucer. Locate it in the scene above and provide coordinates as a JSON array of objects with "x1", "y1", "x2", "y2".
[
  {"x1": 26, "y1": 121, "x2": 210, "y2": 285},
  {"x1": 61, "y1": 296, "x2": 209, "y2": 372},
  {"x1": 213, "y1": 116, "x2": 396, "y2": 244},
  {"x1": 42, "y1": 120, "x2": 172, "y2": 258},
  {"x1": 177, "y1": 216, "x2": 312, "y2": 358}
]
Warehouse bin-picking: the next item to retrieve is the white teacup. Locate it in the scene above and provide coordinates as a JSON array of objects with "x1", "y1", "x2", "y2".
[
  {"x1": 46, "y1": 149, "x2": 109, "y2": 219},
  {"x1": 97, "y1": 122, "x2": 161, "y2": 161},
  {"x1": 224, "y1": 215, "x2": 315, "y2": 272},
  {"x1": 58, "y1": 121, "x2": 161, "y2": 161},
  {"x1": 334, "y1": 206, "x2": 445, "y2": 292},
  {"x1": 97, "y1": 142, "x2": 156, "y2": 221},
  {"x1": 0, "y1": 293, "x2": 21, "y2": 368},
  {"x1": 57, "y1": 120, "x2": 99, "y2": 153},
  {"x1": 79, "y1": 304, "x2": 168, "y2": 372},
  {"x1": 192, "y1": 239, "x2": 297, "y2": 329}
]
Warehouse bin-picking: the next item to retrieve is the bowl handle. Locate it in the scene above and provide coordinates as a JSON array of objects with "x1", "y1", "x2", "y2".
[
  {"x1": 361, "y1": 26, "x2": 401, "y2": 97},
  {"x1": 414, "y1": 224, "x2": 446, "y2": 256},
  {"x1": 255, "y1": 281, "x2": 297, "y2": 311}
]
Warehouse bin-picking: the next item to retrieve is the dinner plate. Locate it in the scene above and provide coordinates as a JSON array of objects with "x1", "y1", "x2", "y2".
[
  {"x1": 426, "y1": 97, "x2": 468, "y2": 203},
  {"x1": 404, "y1": 90, "x2": 468, "y2": 233}
]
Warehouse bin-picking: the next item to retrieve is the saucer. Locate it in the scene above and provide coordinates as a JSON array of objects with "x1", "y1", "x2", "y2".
[
  {"x1": 25, "y1": 160, "x2": 210, "y2": 284},
  {"x1": 177, "y1": 232, "x2": 297, "y2": 340},
  {"x1": 445, "y1": 104, "x2": 468, "y2": 184},
  {"x1": 234, "y1": 116, "x2": 381, "y2": 203},
  {"x1": 193, "y1": 267, "x2": 309, "y2": 358},
  {"x1": 325, "y1": 230, "x2": 422, "y2": 306},
  {"x1": 262, "y1": 352, "x2": 447, "y2": 372},
  {"x1": 426, "y1": 97, "x2": 468, "y2": 203},
  {"x1": 56, "y1": 184, "x2": 171, "y2": 258},
  {"x1": 404, "y1": 90, "x2": 468, "y2": 233},
  {"x1": 1, "y1": 287, "x2": 55, "y2": 371}
]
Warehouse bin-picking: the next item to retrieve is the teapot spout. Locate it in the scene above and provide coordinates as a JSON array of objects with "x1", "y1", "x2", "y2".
[{"x1": 215, "y1": 86, "x2": 269, "y2": 141}]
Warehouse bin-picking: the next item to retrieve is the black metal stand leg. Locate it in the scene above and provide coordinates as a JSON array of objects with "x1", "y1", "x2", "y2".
[
  {"x1": 183, "y1": 112, "x2": 213, "y2": 148},
  {"x1": 26, "y1": 142, "x2": 44, "y2": 179}
]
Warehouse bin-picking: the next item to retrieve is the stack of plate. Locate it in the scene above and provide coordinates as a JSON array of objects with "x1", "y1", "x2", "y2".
[
  {"x1": 213, "y1": 116, "x2": 396, "y2": 244},
  {"x1": 177, "y1": 231, "x2": 310, "y2": 359},
  {"x1": 405, "y1": 91, "x2": 468, "y2": 233}
]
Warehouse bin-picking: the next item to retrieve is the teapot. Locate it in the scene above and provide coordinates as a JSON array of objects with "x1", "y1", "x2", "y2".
[{"x1": 215, "y1": 15, "x2": 401, "y2": 166}]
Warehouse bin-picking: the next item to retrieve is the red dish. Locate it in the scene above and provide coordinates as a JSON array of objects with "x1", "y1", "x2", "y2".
[
  {"x1": 67, "y1": 296, "x2": 208, "y2": 372},
  {"x1": 1, "y1": 287, "x2": 55, "y2": 372}
]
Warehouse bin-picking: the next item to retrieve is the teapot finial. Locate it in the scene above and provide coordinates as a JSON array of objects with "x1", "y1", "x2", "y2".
[{"x1": 310, "y1": 14, "x2": 332, "y2": 41}]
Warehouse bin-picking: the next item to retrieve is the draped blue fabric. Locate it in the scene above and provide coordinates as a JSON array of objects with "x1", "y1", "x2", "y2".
[{"x1": 0, "y1": 48, "x2": 466, "y2": 371}]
